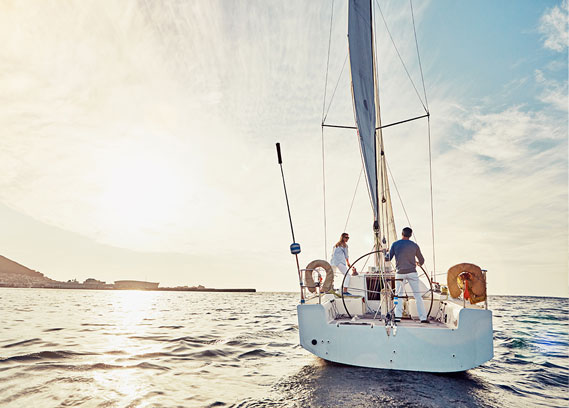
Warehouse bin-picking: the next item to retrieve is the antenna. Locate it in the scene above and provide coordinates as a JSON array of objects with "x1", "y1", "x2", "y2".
[{"x1": 275, "y1": 143, "x2": 304, "y2": 302}]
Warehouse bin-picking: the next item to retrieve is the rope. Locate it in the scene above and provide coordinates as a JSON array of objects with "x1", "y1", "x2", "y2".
[
  {"x1": 374, "y1": 0, "x2": 428, "y2": 113},
  {"x1": 409, "y1": 0, "x2": 436, "y2": 280},
  {"x1": 427, "y1": 115, "x2": 436, "y2": 280},
  {"x1": 344, "y1": 166, "x2": 363, "y2": 232},
  {"x1": 410, "y1": 0, "x2": 429, "y2": 111},
  {"x1": 321, "y1": 128, "x2": 328, "y2": 260},
  {"x1": 321, "y1": 0, "x2": 335, "y2": 259},
  {"x1": 385, "y1": 158, "x2": 416, "y2": 243},
  {"x1": 321, "y1": 0, "x2": 335, "y2": 122},
  {"x1": 323, "y1": 53, "x2": 349, "y2": 123},
  {"x1": 374, "y1": 1, "x2": 435, "y2": 278}
]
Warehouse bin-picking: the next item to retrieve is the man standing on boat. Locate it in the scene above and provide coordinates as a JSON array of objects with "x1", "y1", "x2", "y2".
[{"x1": 381, "y1": 227, "x2": 429, "y2": 323}]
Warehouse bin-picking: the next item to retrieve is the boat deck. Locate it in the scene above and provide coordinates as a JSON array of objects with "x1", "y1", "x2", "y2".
[{"x1": 332, "y1": 314, "x2": 448, "y2": 329}]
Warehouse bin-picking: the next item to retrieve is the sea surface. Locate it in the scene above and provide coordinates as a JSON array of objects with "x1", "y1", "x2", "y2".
[{"x1": 0, "y1": 289, "x2": 567, "y2": 408}]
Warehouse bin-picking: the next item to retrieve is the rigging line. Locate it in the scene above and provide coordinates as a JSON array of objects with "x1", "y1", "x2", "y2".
[
  {"x1": 374, "y1": 0, "x2": 428, "y2": 113},
  {"x1": 344, "y1": 166, "x2": 363, "y2": 233},
  {"x1": 321, "y1": 0, "x2": 335, "y2": 122},
  {"x1": 322, "y1": 123, "x2": 357, "y2": 130},
  {"x1": 322, "y1": 126, "x2": 328, "y2": 260},
  {"x1": 383, "y1": 176, "x2": 390, "y2": 247},
  {"x1": 322, "y1": 113, "x2": 429, "y2": 131},
  {"x1": 323, "y1": 53, "x2": 349, "y2": 123},
  {"x1": 379, "y1": 140, "x2": 387, "y2": 241},
  {"x1": 360, "y1": 246, "x2": 373, "y2": 274},
  {"x1": 409, "y1": 0, "x2": 429, "y2": 111},
  {"x1": 378, "y1": 113, "x2": 429, "y2": 130},
  {"x1": 427, "y1": 115, "x2": 436, "y2": 280},
  {"x1": 432, "y1": 271, "x2": 449, "y2": 277},
  {"x1": 385, "y1": 157, "x2": 416, "y2": 243},
  {"x1": 320, "y1": 0, "x2": 335, "y2": 260},
  {"x1": 384, "y1": 162, "x2": 390, "y2": 244}
]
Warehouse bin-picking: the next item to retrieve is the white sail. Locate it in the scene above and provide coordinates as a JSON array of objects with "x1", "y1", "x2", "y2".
[{"x1": 348, "y1": 0, "x2": 378, "y2": 221}]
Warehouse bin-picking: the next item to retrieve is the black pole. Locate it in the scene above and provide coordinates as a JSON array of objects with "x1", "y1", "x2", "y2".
[
  {"x1": 276, "y1": 142, "x2": 304, "y2": 302},
  {"x1": 276, "y1": 143, "x2": 296, "y2": 243}
]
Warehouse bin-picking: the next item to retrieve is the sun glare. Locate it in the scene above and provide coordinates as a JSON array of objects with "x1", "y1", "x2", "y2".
[{"x1": 95, "y1": 144, "x2": 188, "y2": 240}]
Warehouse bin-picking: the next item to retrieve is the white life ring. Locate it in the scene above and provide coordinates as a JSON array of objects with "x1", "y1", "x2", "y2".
[{"x1": 304, "y1": 260, "x2": 334, "y2": 293}]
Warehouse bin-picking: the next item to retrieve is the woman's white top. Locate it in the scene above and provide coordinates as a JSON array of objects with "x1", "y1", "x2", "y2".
[{"x1": 330, "y1": 245, "x2": 349, "y2": 267}]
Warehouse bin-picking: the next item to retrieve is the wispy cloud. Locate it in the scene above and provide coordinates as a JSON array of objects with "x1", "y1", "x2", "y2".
[
  {"x1": 535, "y1": 69, "x2": 568, "y2": 111},
  {"x1": 538, "y1": 0, "x2": 569, "y2": 52}
]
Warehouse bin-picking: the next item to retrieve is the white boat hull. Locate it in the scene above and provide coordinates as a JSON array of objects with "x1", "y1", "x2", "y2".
[{"x1": 298, "y1": 299, "x2": 493, "y2": 372}]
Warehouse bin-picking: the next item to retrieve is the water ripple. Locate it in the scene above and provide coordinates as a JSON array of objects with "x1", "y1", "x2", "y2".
[{"x1": 0, "y1": 290, "x2": 567, "y2": 408}]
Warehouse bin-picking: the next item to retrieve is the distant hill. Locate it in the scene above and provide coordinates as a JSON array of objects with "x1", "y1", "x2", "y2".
[
  {"x1": 0, "y1": 255, "x2": 56, "y2": 286},
  {"x1": 0, "y1": 255, "x2": 39, "y2": 275}
]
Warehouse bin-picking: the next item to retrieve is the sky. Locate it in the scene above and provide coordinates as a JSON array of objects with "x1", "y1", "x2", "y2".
[{"x1": 0, "y1": 0, "x2": 567, "y2": 297}]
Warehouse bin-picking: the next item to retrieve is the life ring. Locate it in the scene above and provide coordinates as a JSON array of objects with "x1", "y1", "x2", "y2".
[
  {"x1": 447, "y1": 263, "x2": 486, "y2": 304},
  {"x1": 304, "y1": 260, "x2": 334, "y2": 293}
]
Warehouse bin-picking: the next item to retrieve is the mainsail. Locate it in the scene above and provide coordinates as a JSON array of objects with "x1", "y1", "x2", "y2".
[
  {"x1": 348, "y1": 0, "x2": 397, "y2": 247},
  {"x1": 348, "y1": 0, "x2": 378, "y2": 221}
]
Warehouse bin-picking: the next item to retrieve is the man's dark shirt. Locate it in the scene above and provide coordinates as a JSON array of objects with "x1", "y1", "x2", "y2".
[{"x1": 387, "y1": 239, "x2": 424, "y2": 274}]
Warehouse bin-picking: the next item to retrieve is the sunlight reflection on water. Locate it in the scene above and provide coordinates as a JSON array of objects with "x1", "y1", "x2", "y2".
[{"x1": 0, "y1": 289, "x2": 567, "y2": 407}]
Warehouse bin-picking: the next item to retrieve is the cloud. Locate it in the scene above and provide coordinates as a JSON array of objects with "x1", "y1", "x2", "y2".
[
  {"x1": 0, "y1": 0, "x2": 332, "y2": 259},
  {"x1": 538, "y1": 0, "x2": 569, "y2": 52},
  {"x1": 0, "y1": 1, "x2": 566, "y2": 295},
  {"x1": 534, "y1": 69, "x2": 568, "y2": 112},
  {"x1": 424, "y1": 63, "x2": 568, "y2": 294}
]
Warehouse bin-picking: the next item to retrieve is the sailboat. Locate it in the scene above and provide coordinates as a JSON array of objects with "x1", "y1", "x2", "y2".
[{"x1": 278, "y1": 0, "x2": 493, "y2": 372}]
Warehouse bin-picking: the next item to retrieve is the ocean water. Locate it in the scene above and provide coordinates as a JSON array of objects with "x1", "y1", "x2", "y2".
[{"x1": 0, "y1": 289, "x2": 567, "y2": 408}]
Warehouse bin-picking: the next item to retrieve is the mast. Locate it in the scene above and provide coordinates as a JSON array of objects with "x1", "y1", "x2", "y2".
[
  {"x1": 370, "y1": 0, "x2": 379, "y2": 238},
  {"x1": 370, "y1": 0, "x2": 397, "y2": 255},
  {"x1": 348, "y1": 0, "x2": 397, "y2": 268},
  {"x1": 348, "y1": 0, "x2": 379, "y2": 228},
  {"x1": 370, "y1": 0, "x2": 381, "y2": 258}
]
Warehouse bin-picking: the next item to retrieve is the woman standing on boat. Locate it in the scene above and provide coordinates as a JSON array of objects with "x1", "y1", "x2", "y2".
[{"x1": 330, "y1": 233, "x2": 357, "y2": 295}]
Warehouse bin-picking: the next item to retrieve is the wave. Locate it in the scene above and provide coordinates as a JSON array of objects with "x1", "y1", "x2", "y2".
[
  {"x1": 503, "y1": 338, "x2": 532, "y2": 349},
  {"x1": 0, "y1": 350, "x2": 94, "y2": 363},
  {"x1": 2, "y1": 338, "x2": 42, "y2": 348},
  {"x1": 238, "y1": 349, "x2": 281, "y2": 359},
  {"x1": 1, "y1": 291, "x2": 567, "y2": 407},
  {"x1": 27, "y1": 361, "x2": 170, "y2": 371},
  {"x1": 191, "y1": 348, "x2": 233, "y2": 359}
]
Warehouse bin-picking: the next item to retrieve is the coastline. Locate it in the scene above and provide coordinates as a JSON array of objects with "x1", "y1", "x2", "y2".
[
  {"x1": 0, "y1": 255, "x2": 255, "y2": 292},
  {"x1": 0, "y1": 284, "x2": 256, "y2": 293}
]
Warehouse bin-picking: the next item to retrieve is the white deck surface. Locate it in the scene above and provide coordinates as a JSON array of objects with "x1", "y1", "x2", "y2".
[{"x1": 332, "y1": 315, "x2": 448, "y2": 329}]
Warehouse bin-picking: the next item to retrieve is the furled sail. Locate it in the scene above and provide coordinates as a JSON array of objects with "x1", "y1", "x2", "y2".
[{"x1": 348, "y1": 0, "x2": 378, "y2": 221}]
